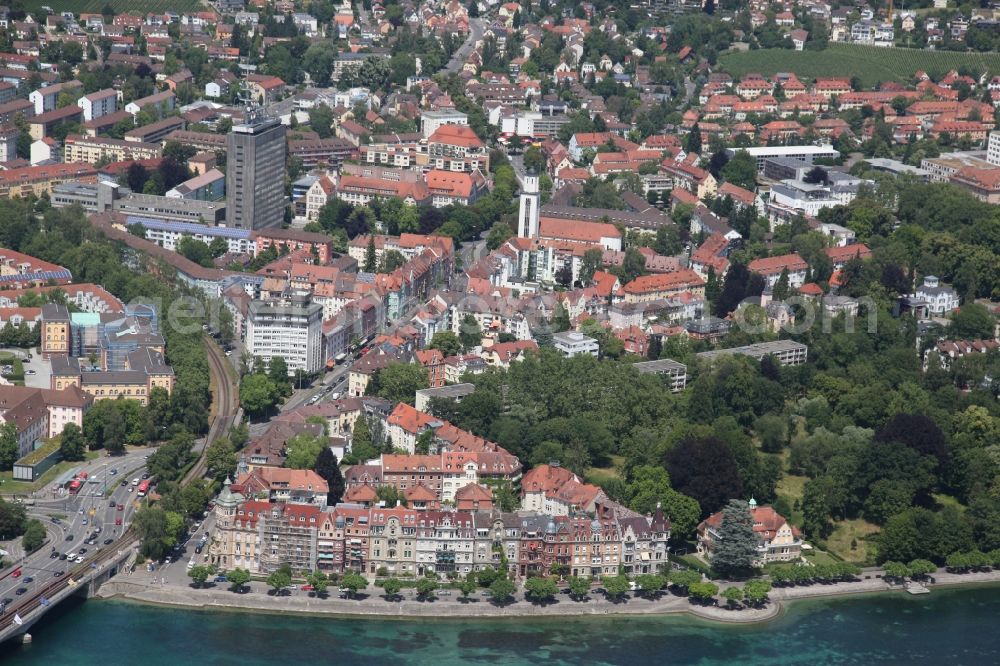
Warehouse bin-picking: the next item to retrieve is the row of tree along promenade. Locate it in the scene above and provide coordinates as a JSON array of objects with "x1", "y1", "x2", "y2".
[{"x1": 95, "y1": 561, "x2": 1000, "y2": 623}]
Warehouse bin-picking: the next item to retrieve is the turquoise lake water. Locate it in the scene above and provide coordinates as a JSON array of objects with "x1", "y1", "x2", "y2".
[{"x1": 3, "y1": 585, "x2": 1000, "y2": 665}]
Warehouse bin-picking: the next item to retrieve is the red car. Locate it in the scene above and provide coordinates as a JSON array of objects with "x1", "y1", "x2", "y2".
[
  {"x1": 300, "y1": 584, "x2": 314, "y2": 591},
  {"x1": 117, "y1": 504, "x2": 124, "y2": 511},
  {"x1": 11, "y1": 568, "x2": 21, "y2": 578},
  {"x1": 115, "y1": 517, "x2": 122, "y2": 525}
]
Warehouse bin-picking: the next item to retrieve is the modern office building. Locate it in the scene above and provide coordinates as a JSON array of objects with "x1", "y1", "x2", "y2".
[
  {"x1": 226, "y1": 111, "x2": 286, "y2": 230},
  {"x1": 245, "y1": 293, "x2": 324, "y2": 374}
]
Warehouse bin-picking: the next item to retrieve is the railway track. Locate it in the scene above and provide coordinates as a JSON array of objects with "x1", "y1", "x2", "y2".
[
  {"x1": 182, "y1": 337, "x2": 238, "y2": 485},
  {"x1": 0, "y1": 337, "x2": 238, "y2": 631}
]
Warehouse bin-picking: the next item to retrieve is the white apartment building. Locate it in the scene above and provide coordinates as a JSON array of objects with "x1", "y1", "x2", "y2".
[
  {"x1": 553, "y1": 331, "x2": 599, "y2": 357},
  {"x1": 77, "y1": 89, "x2": 118, "y2": 122},
  {"x1": 987, "y1": 130, "x2": 1000, "y2": 167},
  {"x1": 245, "y1": 294, "x2": 324, "y2": 374},
  {"x1": 420, "y1": 109, "x2": 469, "y2": 139}
]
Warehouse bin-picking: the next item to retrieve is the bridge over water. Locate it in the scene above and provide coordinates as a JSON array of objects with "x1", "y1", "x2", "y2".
[{"x1": 0, "y1": 536, "x2": 136, "y2": 644}]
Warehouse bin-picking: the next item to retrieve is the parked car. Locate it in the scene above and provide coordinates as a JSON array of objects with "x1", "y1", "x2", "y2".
[{"x1": 214, "y1": 575, "x2": 228, "y2": 583}]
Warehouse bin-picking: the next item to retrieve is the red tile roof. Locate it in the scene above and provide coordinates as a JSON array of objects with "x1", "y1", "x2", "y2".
[
  {"x1": 386, "y1": 402, "x2": 439, "y2": 435},
  {"x1": 824, "y1": 244, "x2": 872, "y2": 264},
  {"x1": 539, "y1": 217, "x2": 620, "y2": 244},
  {"x1": 748, "y1": 253, "x2": 807, "y2": 276},
  {"x1": 623, "y1": 269, "x2": 704, "y2": 295},
  {"x1": 428, "y1": 124, "x2": 485, "y2": 149}
]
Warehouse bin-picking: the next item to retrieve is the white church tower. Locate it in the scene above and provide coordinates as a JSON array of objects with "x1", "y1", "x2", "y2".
[{"x1": 517, "y1": 170, "x2": 540, "y2": 239}]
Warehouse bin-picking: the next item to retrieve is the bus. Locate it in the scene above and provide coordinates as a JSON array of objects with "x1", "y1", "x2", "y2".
[
  {"x1": 68, "y1": 479, "x2": 83, "y2": 495},
  {"x1": 137, "y1": 479, "x2": 151, "y2": 497}
]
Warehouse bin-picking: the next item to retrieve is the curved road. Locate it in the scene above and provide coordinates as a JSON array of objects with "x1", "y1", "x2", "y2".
[
  {"x1": 0, "y1": 336, "x2": 238, "y2": 629},
  {"x1": 0, "y1": 466, "x2": 143, "y2": 613}
]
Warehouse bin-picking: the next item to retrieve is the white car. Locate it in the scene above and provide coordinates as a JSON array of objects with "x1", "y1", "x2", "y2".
[
  {"x1": 131, "y1": 478, "x2": 140, "y2": 486},
  {"x1": 75, "y1": 556, "x2": 84, "y2": 563}
]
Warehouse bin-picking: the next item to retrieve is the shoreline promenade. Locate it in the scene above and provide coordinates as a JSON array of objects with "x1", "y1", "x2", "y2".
[{"x1": 93, "y1": 568, "x2": 1000, "y2": 625}]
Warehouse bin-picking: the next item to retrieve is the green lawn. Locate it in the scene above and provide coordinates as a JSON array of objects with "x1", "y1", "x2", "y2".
[
  {"x1": 775, "y1": 471, "x2": 807, "y2": 526},
  {"x1": 824, "y1": 518, "x2": 880, "y2": 565},
  {"x1": 802, "y1": 548, "x2": 840, "y2": 566},
  {"x1": 932, "y1": 492, "x2": 966, "y2": 512},
  {"x1": 719, "y1": 43, "x2": 1000, "y2": 88},
  {"x1": 586, "y1": 455, "x2": 624, "y2": 486},
  {"x1": 21, "y1": 0, "x2": 205, "y2": 15},
  {"x1": 675, "y1": 553, "x2": 716, "y2": 579}
]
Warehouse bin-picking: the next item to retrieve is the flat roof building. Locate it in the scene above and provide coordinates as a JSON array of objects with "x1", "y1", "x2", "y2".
[
  {"x1": 227, "y1": 113, "x2": 286, "y2": 230},
  {"x1": 632, "y1": 359, "x2": 688, "y2": 392},
  {"x1": 414, "y1": 383, "x2": 476, "y2": 411},
  {"x1": 729, "y1": 145, "x2": 841, "y2": 173},
  {"x1": 697, "y1": 340, "x2": 808, "y2": 366},
  {"x1": 553, "y1": 331, "x2": 599, "y2": 358},
  {"x1": 246, "y1": 293, "x2": 324, "y2": 374}
]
